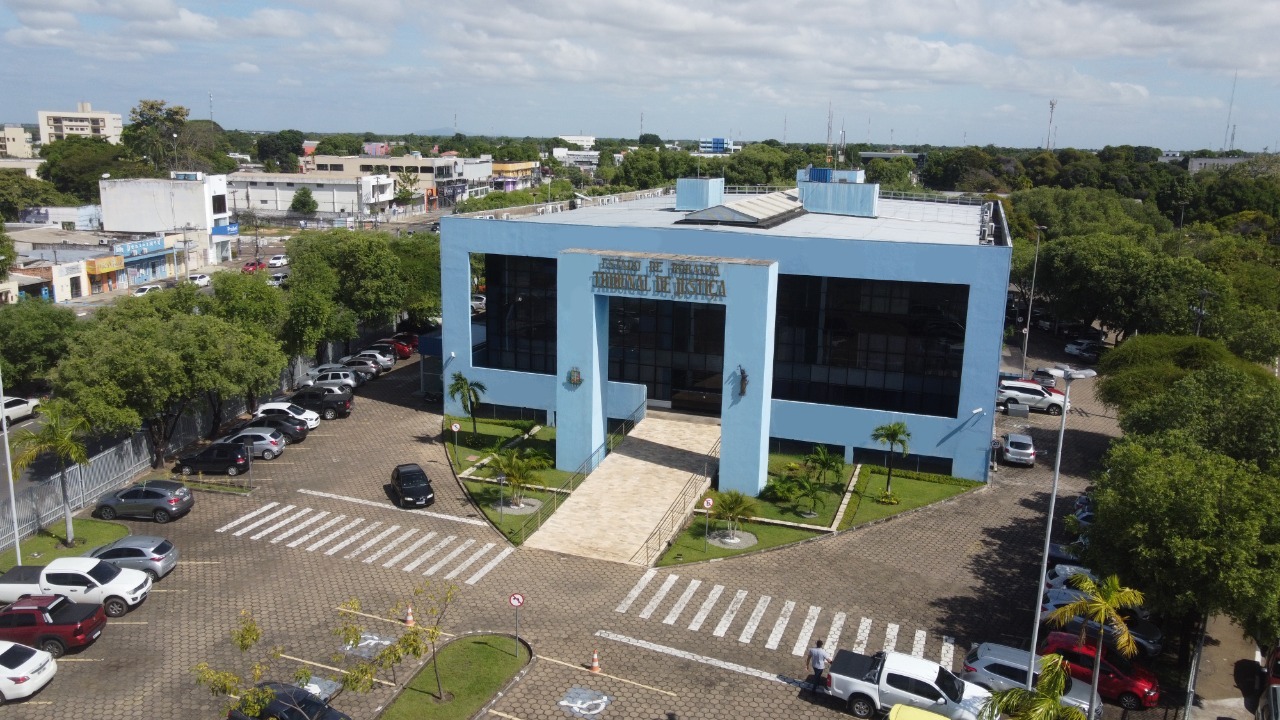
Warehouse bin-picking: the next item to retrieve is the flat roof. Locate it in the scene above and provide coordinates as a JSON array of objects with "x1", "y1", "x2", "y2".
[{"x1": 508, "y1": 193, "x2": 986, "y2": 246}]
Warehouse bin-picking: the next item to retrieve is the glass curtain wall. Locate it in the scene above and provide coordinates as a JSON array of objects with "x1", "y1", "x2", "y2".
[
  {"x1": 608, "y1": 297, "x2": 727, "y2": 415},
  {"x1": 478, "y1": 254, "x2": 557, "y2": 374}
]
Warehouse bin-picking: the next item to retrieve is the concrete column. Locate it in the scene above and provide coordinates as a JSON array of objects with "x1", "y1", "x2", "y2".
[
  {"x1": 718, "y1": 261, "x2": 778, "y2": 495},
  {"x1": 554, "y1": 253, "x2": 607, "y2": 472}
]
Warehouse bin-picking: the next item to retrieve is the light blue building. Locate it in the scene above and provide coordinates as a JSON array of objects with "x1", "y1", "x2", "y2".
[{"x1": 441, "y1": 173, "x2": 1012, "y2": 495}]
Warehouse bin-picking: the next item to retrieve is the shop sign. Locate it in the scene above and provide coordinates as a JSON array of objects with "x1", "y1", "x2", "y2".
[
  {"x1": 113, "y1": 237, "x2": 165, "y2": 257},
  {"x1": 85, "y1": 256, "x2": 124, "y2": 274},
  {"x1": 591, "y1": 256, "x2": 727, "y2": 300}
]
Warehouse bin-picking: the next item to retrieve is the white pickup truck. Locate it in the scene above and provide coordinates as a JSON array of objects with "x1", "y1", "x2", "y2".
[
  {"x1": 0, "y1": 557, "x2": 151, "y2": 617},
  {"x1": 823, "y1": 649, "x2": 991, "y2": 720}
]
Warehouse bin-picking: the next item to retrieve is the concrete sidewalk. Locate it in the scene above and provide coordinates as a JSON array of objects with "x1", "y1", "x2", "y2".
[{"x1": 1192, "y1": 615, "x2": 1261, "y2": 720}]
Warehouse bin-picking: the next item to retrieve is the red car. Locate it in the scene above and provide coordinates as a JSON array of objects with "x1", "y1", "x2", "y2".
[
  {"x1": 390, "y1": 332, "x2": 419, "y2": 351},
  {"x1": 376, "y1": 338, "x2": 413, "y2": 359},
  {"x1": 241, "y1": 259, "x2": 267, "y2": 273},
  {"x1": 1040, "y1": 631, "x2": 1159, "y2": 710},
  {"x1": 0, "y1": 594, "x2": 108, "y2": 658}
]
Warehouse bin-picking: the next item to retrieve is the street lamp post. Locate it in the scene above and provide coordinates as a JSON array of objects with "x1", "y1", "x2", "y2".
[
  {"x1": 1024, "y1": 365, "x2": 1096, "y2": 689},
  {"x1": 0, "y1": 363, "x2": 22, "y2": 566},
  {"x1": 1020, "y1": 225, "x2": 1047, "y2": 377}
]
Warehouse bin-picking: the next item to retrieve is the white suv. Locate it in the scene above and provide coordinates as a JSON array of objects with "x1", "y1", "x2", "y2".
[{"x1": 997, "y1": 380, "x2": 1067, "y2": 416}]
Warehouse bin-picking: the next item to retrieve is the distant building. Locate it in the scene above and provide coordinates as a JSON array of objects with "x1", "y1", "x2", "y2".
[
  {"x1": 697, "y1": 137, "x2": 739, "y2": 154},
  {"x1": 1156, "y1": 151, "x2": 1183, "y2": 164},
  {"x1": 492, "y1": 161, "x2": 539, "y2": 192},
  {"x1": 305, "y1": 154, "x2": 492, "y2": 208},
  {"x1": 301, "y1": 140, "x2": 320, "y2": 156},
  {"x1": 99, "y1": 172, "x2": 234, "y2": 265},
  {"x1": 227, "y1": 172, "x2": 394, "y2": 216},
  {"x1": 1, "y1": 125, "x2": 33, "y2": 158},
  {"x1": 558, "y1": 135, "x2": 596, "y2": 150},
  {"x1": 0, "y1": 158, "x2": 43, "y2": 179},
  {"x1": 552, "y1": 147, "x2": 600, "y2": 169},
  {"x1": 1188, "y1": 156, "x2": 1252, "y2": 174},
  {"x1": 37, "y1": 102, "x2": 123, "y2": 145},
  {"x1": 363, "y1": 142, "x2": 391, "y2": 157},
  {"x1": 17, "y1": 205, "x2": 102, "y2": 231}
]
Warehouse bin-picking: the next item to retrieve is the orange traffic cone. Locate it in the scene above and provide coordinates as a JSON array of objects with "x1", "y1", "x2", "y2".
[
  {"x1": 404, "y1": 605, "x2": 415, "y2": 627},
  {"x1": 589, "y1": 649, "x2": 600, "y2": 673}
]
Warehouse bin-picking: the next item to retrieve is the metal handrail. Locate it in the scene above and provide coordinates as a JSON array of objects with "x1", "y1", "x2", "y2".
[
  {"x1": 514, "y1": 399, "x2": 647, "y2": 544},
  {"x1": 629, "y1": 438, "x2": 721, "y2": 566},
  {"x1": 877, "y1": 190, "x2": 985, "y2": 205}
]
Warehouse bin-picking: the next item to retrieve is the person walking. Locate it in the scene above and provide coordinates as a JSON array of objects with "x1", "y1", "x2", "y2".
[{"x1": 805, "y1": 639, "x2": 832, "y2": 694}]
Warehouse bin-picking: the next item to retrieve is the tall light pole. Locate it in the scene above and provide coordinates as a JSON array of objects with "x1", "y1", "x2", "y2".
[
  {"x1": 1025, "y1": 365, "x2": 1096, "y2": 690},
  {"x1": 1020, "y1": 225, "x2": 1047, "y2": 377},
  {"x1": 0, "y1": 363, "x2": 22, "y2": 567}
]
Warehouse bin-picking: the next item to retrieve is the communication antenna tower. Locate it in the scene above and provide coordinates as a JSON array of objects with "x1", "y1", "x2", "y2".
[
  {"x1": 1223, "y1": 71, "x2": 1238, "y2": 151},
  {"x1": 825, "y1": 102, "x2": 833, "y2": 166},
  {"x1": 1046, "y1": 99, "x2": 1057, "y2": 150}
]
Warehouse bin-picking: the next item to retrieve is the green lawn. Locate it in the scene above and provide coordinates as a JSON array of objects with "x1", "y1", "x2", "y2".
[
  {"x1": 379, "y1": 635, "x2": 530, "y2": 720},
  {"x1": 0, "y1": 519, "x2": 129, "y2": 572},
  {"x1": 839, "y1": 471, "x2": 975, "y2": 530},
  {"x1": 749, "y1": 452, "x2": 852, "y2": 527},
  {"x1": 463, "y1": 480, "x2": 561, "y2": 543},
  {"x1": 657, "y1": 517, "x2": 823, "y2": 566},
  {"x1": 442, "y1": 417, "x2": 524, "y2": 472}
]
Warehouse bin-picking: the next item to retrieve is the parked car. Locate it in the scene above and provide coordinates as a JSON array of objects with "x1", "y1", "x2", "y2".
[
  {"x1": 0, "y1": 640, "x2": 57, "y2": 703},
  {"x1": 175, "y1": 442, "x2": 253, "y2": 476},
  {"x1": 1047, "y1": 540, "x2": 1087, "y2": 567},
  {"x1": 255, "y1": 402, "x2": 321, "y2": 430},
  {"x1": 131, "y1": 285, "x2": 162, "y2": 296},
  {"x1": 1000, "y1": 433, "x2": 1036, "y2": 466},
  {"x1": 95, "y1": 480, "x2": 194, "y2": 523},
  {"x1": 1042, "y1": 588, "x2": 1150, "y2": 623},
  {"x1": 186, "y1": 273, "x2": 211, "y2": 287},
  {"x1": 298, "y1": 370, "x2": 358, "y2": 391},
  {"x1": 1031, "y1": 368, "x2": 1058, "y2": 388},
  {"x1": 1064, "y1": 340, "x2": 1104, "y2": 363},
  {"x1": 0, "y1": 558, "x2": 151, "y2": 616},
  {"x1": 241, "y1": 259, "x2": 267, "y2": 273},
  {"x1": 85, "y1": 536, "x2": 179, "y2": 581},
  {"x1": 340, "y1": 358, "x2": 380, "y2": 380},
  {"x1": 1045, "y1": 564, "x2": 1097, "y2": 590},
  {"x1": 961, "y1": 642, "x2": 1101, "y2": 720},
  {"x1": 1052, "y1": 612, "x2": 1163, "y2": 658},
  {"x1": 0, "y1": 594, "x2": 108, "y2": 658},
  {"x1": 1040, "y1": 632, "x2": 1160, "y2": 709},
  {"x1": 218, "y1": 428, "x2": 286, "y2": 460},
  {"x1": 267, "y1": 272, "x2": 289, "y2": 287},
  {"x1": 233, "y1": 416, "x2": 309, "y2": 444},
  {"x1": 471, "y1": 294, "x2": 486, "y2": 314},
  {"x1": 390, "y1": 464, "x2": 436, "y2": 508},
  {"x1": 289, "y1": 388, "x2": 353, "y2": 420},
  {"x1": 998, "y1": 380, "x2": 1067, "y2": 416},
  {"x1": 390, "y1": 332, "x2": 419, "y2": 351},
  {"x1": 267, "y1": 254, "x2": 289, "y2": 268},
  {"x1": 227, "y1": 681, "x2": 352, "y2": 720},
  {"x1": 2, "y1": 397, "x2": 39, "y2": 425},
  {"x1": 374, "y1": 338, "x2": 413, "y2": 359},
  {"x1": 340, "y1": 350, "x2": 393, "y2": 371}
]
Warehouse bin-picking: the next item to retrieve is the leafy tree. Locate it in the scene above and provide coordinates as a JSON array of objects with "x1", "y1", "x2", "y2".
[
  {"x1": 314, "y1": 134, "x2": 364, "y2": 156},
  {"x1": 290, "y1": 187, "x2": 318, "y2": 214},
  {"x1": 871, "y1": 421, "x2": 911, "y2": 497},
  {"x1": 711, "y1": 490, "x2": 757, "y2": 541},
  {"x1": 256, "y1": 130, "x2": 305, "y2": 172},
  {"x1": 638, "y1": 133, "x2": 662, "y2": 147},
  {"x1": 978, "y1": 653, "x2": 1086, "y2": 720},
  {"x1": 864, "y1": 157, "x2": 914, "y2": 190},
  {"x1": 1046, "y1": 574, "x2": 1145, "y2": 719},
  {"x1": 332, "y1": 233, "x2": 403, "y2": 324},
  {"x1": 394, "y1": 167, "x2": 418, "y2": 205},
  {"x1": 0, "y1": 219, "x2": 12, "y2": 282},
  {"x1": 209, "y1": 271, "x2": 285, "y2": 331},
  {"x1": 491, "y1": 447, "x2": 552, "y2": 506},
  {"x1": 1094, "y1": 334, "x2": 1246, "y2": 411},
  {"x1": 616, "y1": 148, "x2": 664, "y2": 189},
  {"x1": 39, "y1": 136, "x2": 157, "y2": 202},
  {"x1": 448, "y1": 372, "x2": 487, "y2": 434},
  {"x1": 177, "y1": 120, "x2": 239, "y2": 174},
  {"x1": 0, "y1": 171, "x2": 79, "y2": 220},
  {"x1": 389, "y1": 235, "x2": 442, "y2": 329},
  {"x1": 0, "y1": 296, "x2": 79, "y2": 388},
  {"x1": 123, "y1": 99, "x2": 189, "y2": 171},
  {"x1": 9, "y1": 400, "x2": 88, "y2": 545}
]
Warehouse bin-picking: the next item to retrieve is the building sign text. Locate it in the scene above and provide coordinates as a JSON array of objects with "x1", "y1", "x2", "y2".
[{"x1": 591, "y1": 257, "x2": 727, "y2": 301}]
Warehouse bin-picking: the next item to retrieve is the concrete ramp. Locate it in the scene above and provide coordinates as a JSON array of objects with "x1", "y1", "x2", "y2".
[{"x1": 524, "y1": 413, "x2": 720, "y2": 565}]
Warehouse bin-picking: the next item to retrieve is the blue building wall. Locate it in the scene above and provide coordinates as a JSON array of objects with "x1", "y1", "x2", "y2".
[{"x1": 440, "y1": 214, "x2": 1011, "y2": 484}]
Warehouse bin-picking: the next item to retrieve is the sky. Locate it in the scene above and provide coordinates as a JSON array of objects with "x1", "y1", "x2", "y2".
[{"x1": 2, "y1": 0, "x2": 1279, "y2": 152}]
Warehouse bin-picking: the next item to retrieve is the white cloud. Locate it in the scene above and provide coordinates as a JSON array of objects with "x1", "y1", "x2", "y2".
[{"x1": 232, "y1": 62, "x2": 260, "y2": 74}]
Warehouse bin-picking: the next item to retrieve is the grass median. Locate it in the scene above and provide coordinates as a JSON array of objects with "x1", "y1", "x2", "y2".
[
  {"x1": 657, "y1": 517, "x2": 823, "y2": 566},
  {"x1": 0, "y1": 519, "x2": 129, "y2": 572},
  {"x1": 839, "y1": 468, "x2": 979, "y2": 530},
  {"x1": 380, "y1": 634, "x2": 529, "y2": 720}
]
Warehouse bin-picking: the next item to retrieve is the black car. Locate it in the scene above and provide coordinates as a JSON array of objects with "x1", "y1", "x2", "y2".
[
  {"x1": 175, "y1": 442, "x2": 251, "y2": 476},
  {"x1": 235, "y1": 416, "x2": 309, "y2": 443},
  {"x1": 228, "y1": 681, "x2": 352, "y2": 720},
  {"x1": 391, "y1": 463, "x2": 435, "y2": 508},
  {"x1": 290, "y1": 388, "x2": 354, "y2": 420}
]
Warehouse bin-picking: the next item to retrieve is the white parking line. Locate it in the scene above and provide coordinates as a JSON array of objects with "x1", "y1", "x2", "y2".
[
  {"x1": 663, "y1": 579, "x2": 702, "y2": 625},
  {"x1": 911, "y1": 629, "x2": 927, "y2": 658},
  {"x1": 765, "y1": 600, "x2": 795, "y2": 650},
  {"x1": 638, "y1": 574, "x2": 679, "y2": 620},
  {"x1": 216, "y1": 502, "x2": 279, "y2": 532},
  {"x1": 272, "y1": 511, "x2": 330, "y2": 543},
  {"x1": 822, "y1": 612, "x2": 847, "y2": 657},
  {"x1": 424, "y1": 538, "x2": 474, "y2": 575},
  {"x1": 251, "y1": 507, "x2": 312, "y2": 540},
  {"x1": 363, "y1": 528, "x2": 417, "y2": 564},
  {"x1": 465, "y1": 546, "x2": 513, "y2": 585},
  {"x1": 713, "y1": 589, "x2": 748, "y2": 638},
  {"x1": 940, "y1": 636, "x2": 956, "y2": 670},
  {"x1": 791, "y1": 605, "x2": 821, "y2": 656},
  {"x1": 345, "y1": 525, "x2": 400, "y2": 559},
  {"x1": 596, "y1": 630, "x2": 802, "y2": 688},
  {"x1": 382, "y1": 532, "x2": 438, "y2": 568},
  {"x1": 738, "y1": 595, "x2": 771, "y2": 644},
  {"x1": 615, "y1": 569, "x2": 657, "y2": 614},
  {"x1": 288, "y1": 514, "x2": 346, "y2": 548},
  {"x1": 444, "y1": 542, "x2": 494, "y2": 579},
  {"x1": 853, "y1": 617, "x2": 872, "y2": 653},
  {"x1": 323, "y1": 521, "x2": 381, "y2": 555},
  {"x1": 688, "y1": 584, "x2": 724, "y2": 631},
  {"x1": 233, "y1": 505, "x2": 297, "y2": 537},
  {"x1": 883, "y1": 623, "x2": 900, "y2": 652},
  {"x1": 296, "y1": 489, "x2": 487, "y2": 526},
  {"x1": 403, "y1": 535, "x2": 454, "y2": 571}
]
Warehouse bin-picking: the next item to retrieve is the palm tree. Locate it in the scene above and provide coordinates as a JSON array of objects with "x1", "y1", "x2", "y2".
[
  {"x1": 447, "y1": 372, "x2": 487, "y2": 435},
  {"x1": 491, "y1": 447, "x2": 552, "y2": 507},
  {"x1": 711, "y1": 490, "x2": 757, "y2": 542},
  {"x1": 1047, "y1": 573, "x2": 1145, "y2": 720},
  {"x1": 805, "y1": 444, "x2": 845, "y2": 487},
  {"x1": 979, "y1": 653, "x2": 1087, "y2": 720},
  {"x1": 871, "y1": 421, "x2": 911, "y2": 496},
  {"x1": 9, "y1": 400, "x2": 89, "y2": 546}
]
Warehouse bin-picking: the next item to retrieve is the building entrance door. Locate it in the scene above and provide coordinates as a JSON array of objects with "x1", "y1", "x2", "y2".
[{"x1": 607, "y1": 297, "x2": 726, "y2": 416}]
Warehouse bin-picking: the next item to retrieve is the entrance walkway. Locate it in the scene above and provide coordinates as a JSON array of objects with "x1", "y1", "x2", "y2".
[{"x1": 524, "y1": 412, "x2": 721, "y2": 565}]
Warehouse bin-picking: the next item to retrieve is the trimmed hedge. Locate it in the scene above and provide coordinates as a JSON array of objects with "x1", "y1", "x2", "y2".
[{"x1": 863, "y1": 465, "x2": 983, "y2": 488}]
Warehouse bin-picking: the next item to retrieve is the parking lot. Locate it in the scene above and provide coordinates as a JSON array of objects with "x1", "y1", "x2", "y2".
[{"x1": 13, "y1": 342, "x2": 1128, "y2": 719}]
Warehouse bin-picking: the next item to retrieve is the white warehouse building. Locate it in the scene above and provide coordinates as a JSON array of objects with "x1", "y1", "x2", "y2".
[{"x1": 227, "y1": 173, "x2": 394, "y2": 216}]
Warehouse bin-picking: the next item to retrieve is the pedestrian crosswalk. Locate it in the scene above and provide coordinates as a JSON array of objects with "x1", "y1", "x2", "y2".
[
  {"x1": 215, "y1": 502, "x2": 513, "y2": 585},
  {"x1": 616, "y1": 569, "x2": 958, "y2": 669}
]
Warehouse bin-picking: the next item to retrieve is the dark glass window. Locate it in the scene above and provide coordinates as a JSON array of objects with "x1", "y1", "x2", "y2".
[
  {"x1": 608, "y1": 297, "x2": 725, "y2": 415},
  {"x1": 477, "y1": 254, "x2": 557, "y2": 374},
  {"x1": 773, "y1": 275, "x2": 968, "y2": 417},
  {"x1": 211, "y1": 194, "x2": 227, "y2": 214}
]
